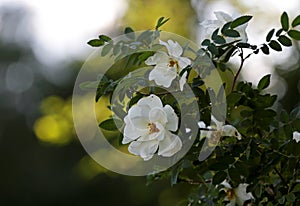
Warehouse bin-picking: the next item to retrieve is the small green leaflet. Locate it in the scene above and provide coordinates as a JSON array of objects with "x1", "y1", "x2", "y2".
[
  {"x1": 230, "y1": 15, "x2": 252, "y2": 28},
  {"x1": 155, "y1": 17, "x2": 170, "y2": 30},
  {"x1": 292, "y1": 15, "x2": 300, "y2": 27},
  {"x1": 281, "y1": 12, "x2": 289, "y2": 31},
  {"x1": 87, "y1": 39, "x2": 104, "y2": 47},
  {"x1": 257, "y1": 74, "x2": 271, "y2": 91}
]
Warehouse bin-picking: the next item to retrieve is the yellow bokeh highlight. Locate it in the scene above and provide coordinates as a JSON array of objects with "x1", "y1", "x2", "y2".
[
  {"x1": 34, "y1": 95, "x2": 74, "y2": 145},
  {"x1": 123, "y1": 0, "x2": 195, "y2": 38}
]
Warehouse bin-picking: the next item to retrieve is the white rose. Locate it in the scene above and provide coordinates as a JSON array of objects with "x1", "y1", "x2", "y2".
[{"x1": 122, "y1": 94, "x2": 182, "y2": 161}]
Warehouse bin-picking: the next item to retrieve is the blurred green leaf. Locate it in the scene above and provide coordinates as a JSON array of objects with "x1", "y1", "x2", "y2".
[
  {"x1": 281, "y1": 12, "x2": 289, "y2": 31},
  {"x1": 212, "y1": 171, "x2": 227, "y2": 185},
  {"x1": 261, "y1": 44, "x2": 270, "y2": 55},
  {"x1": 155, "y1": 17, "x2": 170, "y2": 30},
  {"x1": 99, "y1": 34, "x2": 112, "y2": 42},
  {"x1": 278, "y1": 35, "x2": 292, "y2": 46},
  {"x1": 269, "y1": 40, "x2": 282, "y2": 51},
  {"x1": 230, "y1": 15, "x2": 252, "y2": 28},
  {"x1": 292, "y1": 15, "x2": 300, "y2": 27},
  {"x1": 124, "y1": 27, "x2": 135, "y2": 39},
  {"x1": 87, "y1": 39, "x2": 105, "y2": 47},
  {"x1": 99, "y1": 118, "x2": 122, "y2": 131},
  {"x1": 223, "y1": 29, "x2": 240, "y2": 38},
  {"x1": 288, "y1": 30, "x2": 300, "y2": 40},
  {"x1": 266, "y1": 28, "x2": 275, "y2": 42},
  {"x1": 257, "y1": 74, "x2": 271, "y2": 91}
]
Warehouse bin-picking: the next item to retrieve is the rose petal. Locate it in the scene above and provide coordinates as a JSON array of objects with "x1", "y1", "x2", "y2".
[
  {"x1": 234, "y1": 184, "x2": 254, "y2": 206},
  {"x1": 222, "y1": 125, "x2": 241, "y2": 140},
  {"x1": 293, "y1": 131, "x2": 300, "y2": 143},
  {"x1": 149, "y1": 107, "x2": 168, "y2": 125},
  {"x1": 177, "y1": 57, "x2": 191, "y2": 71},
  {"x1": 159, "y1": 39, "x2": 183, "y2": 57},
  {"x1": 145, "y1": 51, "x2": 169, "y2": 65},
  {"x1": 128, "y1": 140, "x2": 159, "y2": 161},
  {"x1": 123, "y1": 116, "x2": 146, "y2": 144},
  {"x1": 164, "y1": 105, "x2": 178, "y2": 131},
  {"x1": 214, "y1": 11, "x2": 233, "y2": 22},
  {"x1": 158, "y1": 132, "x2": 182, "y2": 157},
  {"x1": 149, "y1": 65, "x2": 177, "y2": 88},
  {"x1": 179, "y1": 71, "x2": 187, "y2": 91},
  {"x1": 137, "y1": 94, "x2": 163, "y2": 109}
]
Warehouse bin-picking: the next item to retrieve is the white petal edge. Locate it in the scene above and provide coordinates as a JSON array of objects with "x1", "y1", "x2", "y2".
[
  {"x1": 164, "y1": 105, "x2": 179, "y2": 132},
  {"x1": 145, "y1": 51, "x2": 169, "y2": 65},
  {"x1": 293, "y1": 131, "x2": 300, "y2": 143},
  {"x1": 158, "y1": 132, "x2": 182, "y2": 157},
  {"x1": 128, "y1": 140, "x2": 159, "y2": 161}
]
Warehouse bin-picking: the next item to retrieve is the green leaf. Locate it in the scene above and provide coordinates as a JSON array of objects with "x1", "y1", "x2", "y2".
[
  {"x1": 257, "y1": 74, "x2": 271, "y2": 91},
  {"x1": 230, "y1": 15, "x2": 252, "y2": 28},
  {"x1": 155, "y1": 17, "x2": 170, "y2": 30},
  {"x1": 268, "y1": 40, "x2": 282, "y2": 51},
  {"x1": 278, "y1": 35, "x2": 292, "y2": 46},
  {"x1": 101, "y1": 43, "x2": 113, "y2": 56},
  {"x1": 276, "y1": 28, "x2": 284, "y2": 36},
  {"x1": 208, "y1": 44, "x2": 219, "y2": 55},
  {"x1": 290, "y1": 106, "x2": 300, "y2": 119},
  {"x1": 201, "y1": 39, "x2": 211, "y2": 46},
  {"x1": 281, "y1": 12, "x2": 289, "y2": 31},
  {"x1": 292, "y1": 183, "x2": 300, "y2": 192},
  {"x1": 221, "y1": 22, "x2": 232, "y2": 34},
  {"x1": 236, "y1": 42, "x2": 251, "y2": 48},
  {"x1": 223, "y1": 29, "x2": 240, "y2": 38},
  {"x1": 228, "y1": 167, "x2": 240, "y2": 184},
  {"x1": 213, "y1": 35, "x2": 226, "y2": 44},
  {"x1": 292, "y1": 15, "x2": 300, "y2": 27},
  {"x1": 124, "y1": 27, "x2": 135, "y2": 39},
  {"x1": 99, "y1": 34, "x2": 112, "y2": 42},
  {"x1": 212, "y1": 171, "x2": 227, "y2": 185},
  {"x1": 87, "y1": 39, "x2": 105, "y2": 47},
  {"x1": 288, "y1": 29, "x2": 300, "y2": 40},
  {"x1": 227, "y1": 93, "x2": 242, "y2": 105},
  {"x1": 266, "y1": 28, "x2": 275, "y2": 42},
  {"x1": 286, "y1": 193, "x2": 296, "y2": 203},
  {"x1": 99, "y1": 118, "x2": 122, "y2": 131},
  {"x1": 261, "y1": 44, "x2": 270, "y2": 55}
]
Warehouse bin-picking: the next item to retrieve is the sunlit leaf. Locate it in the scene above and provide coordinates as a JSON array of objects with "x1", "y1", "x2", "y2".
[
  {"x1": 87, "y1": 39, "x2": 104, "y2": 47},
  {"x1": 155, "y1": 16, "x2": 170, "y2": 30},
  {"x1": 99, "y1": 34, "x2": 112, "y2": 42}
]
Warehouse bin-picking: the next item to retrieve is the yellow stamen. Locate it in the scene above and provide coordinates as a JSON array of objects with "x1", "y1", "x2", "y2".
[{"x1": 148, "y1": 123, "x2": 160, "y2": 134}]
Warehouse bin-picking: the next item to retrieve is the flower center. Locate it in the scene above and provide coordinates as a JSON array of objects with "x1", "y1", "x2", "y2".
[
  {"x1": 148, "y1": 122, "x2": 160, "y2": 134},
  {"x1": 168, "y1": 58, "x2": 179, "y2": 71},
  {"x1": 226, "y1": 189, "x2": 235, "y2": 200}
]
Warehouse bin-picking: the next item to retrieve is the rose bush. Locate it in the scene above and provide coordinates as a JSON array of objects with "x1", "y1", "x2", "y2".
[{"x1": 85, "y1": 13, "x2": 300, "y2": 205}]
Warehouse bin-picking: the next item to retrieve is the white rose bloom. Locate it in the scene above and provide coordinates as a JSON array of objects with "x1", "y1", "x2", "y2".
[
  {"x1": 145, "y1": 39, "x2": 191, "y2": 91},
  {"x1": 221, "y1": 181, "x2": 254, "y2": 206},
  {"x1": 198, "y1": 116, "x2": 241, "y2": 142},
  {"x1": 122, "y1": 94, "x2": 182, "y2": 161},
  {"x1": 293, "y1": 131, "x2": 300, "y2": 143},
  {"x1": 200, "y1": 11, "x2": 248, "y2": 43}
]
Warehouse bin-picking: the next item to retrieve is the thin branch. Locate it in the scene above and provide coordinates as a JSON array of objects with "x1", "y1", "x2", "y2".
[
  {"x1": 274, "y1": 167, "x2": 288, "y2": 187},
  {"x1": 178, "y1": 177, "x2": 212, "y2": 185}
]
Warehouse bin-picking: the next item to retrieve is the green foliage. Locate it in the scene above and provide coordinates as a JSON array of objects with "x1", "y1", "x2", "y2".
[
  {"x1": 230, "y1": 15, "x2": 252, "y2": 28},
  {"x1": 85, "y1": 11, "x2": 300, "y2": 206},
  {"x1": 155, "y1": 17, "x2": 170, "y2": 30}
]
